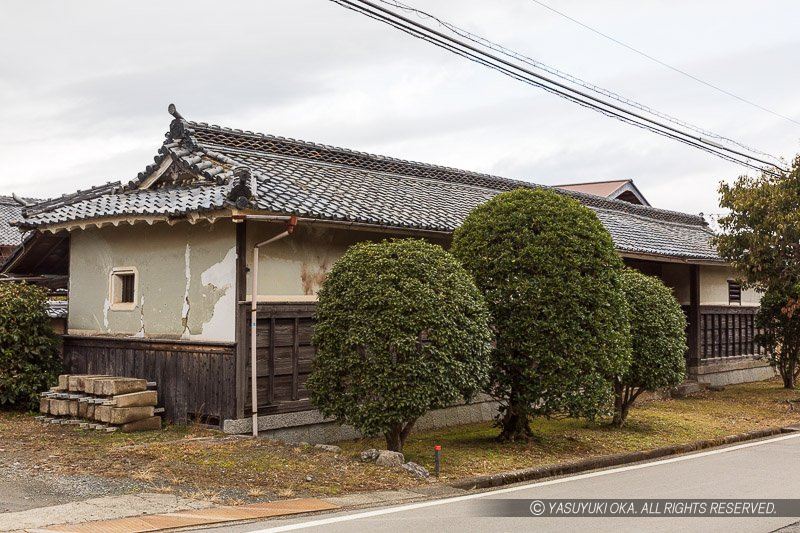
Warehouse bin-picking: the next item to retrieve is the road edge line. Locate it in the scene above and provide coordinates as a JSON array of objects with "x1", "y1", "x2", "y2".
[
  {"x1": 251, "y1": 429, "x2": 800, "y2": 532},
  {"x1": 451, "y1": 424, "x2": 800, "y2": 490}
]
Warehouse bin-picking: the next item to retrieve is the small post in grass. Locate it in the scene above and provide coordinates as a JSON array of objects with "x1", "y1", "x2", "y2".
[{"x1": 434, "y1": 444, "x2": 441, "y2": 477}]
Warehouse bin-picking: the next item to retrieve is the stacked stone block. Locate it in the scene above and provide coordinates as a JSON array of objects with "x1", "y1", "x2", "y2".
[{"x1": 38, "y1": 374, "x2": 162, "y2": 432}]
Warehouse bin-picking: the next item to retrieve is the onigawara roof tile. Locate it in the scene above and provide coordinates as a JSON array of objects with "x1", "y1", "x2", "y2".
[{"x1": 16, "y1": 108, "x2": 720, "y2": 262}]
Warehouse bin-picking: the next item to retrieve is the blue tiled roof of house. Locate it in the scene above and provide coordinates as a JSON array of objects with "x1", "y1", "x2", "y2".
[{"x1": 16, "y1": 112, "x2": 721, "y2": 261}]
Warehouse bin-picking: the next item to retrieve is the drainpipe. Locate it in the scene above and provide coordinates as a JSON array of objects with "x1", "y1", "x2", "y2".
[{"x1": 236, "y1": 214, "x2": 298, "y2": 437}]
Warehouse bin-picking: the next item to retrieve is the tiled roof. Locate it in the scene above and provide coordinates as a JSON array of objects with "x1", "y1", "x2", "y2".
[
  {"x1": 17, "y1": 114, "x2": 721, "y2": 262},
  {"x1": 0, "y1": 196, "x2": 34, "y2": 247},
  {"x1": 46, "y1": 300, "x2": 68, "y2": 319}
]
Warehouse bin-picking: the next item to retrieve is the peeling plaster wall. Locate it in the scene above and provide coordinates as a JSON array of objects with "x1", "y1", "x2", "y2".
[
  {"x1": 247, "y1": 223, "x2": 448, "y2": 299},
  {"x1": 68, "y1": 221, "x2": 236, "y2": 342},
  {"x1": 246, "y1": 222, "x2": 760, "y2": 309}
]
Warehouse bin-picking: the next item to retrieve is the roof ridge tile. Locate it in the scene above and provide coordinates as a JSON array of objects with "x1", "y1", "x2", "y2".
[{"x1": 185, "y1": 120, "x2": 706, "y2": 227}]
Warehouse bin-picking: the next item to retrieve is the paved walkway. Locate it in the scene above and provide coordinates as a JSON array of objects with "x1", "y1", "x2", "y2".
[
  {"x1": 0, "y1": 493, "x2": 212, "y2": 532},
  {"x1": 38, "y1": 498, "x2": 338, "y2": 533}
]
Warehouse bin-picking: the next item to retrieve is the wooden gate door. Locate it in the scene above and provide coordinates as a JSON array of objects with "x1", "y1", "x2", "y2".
[{"x1": 246, "y1": 303, "x2": 316, "y2": 414}]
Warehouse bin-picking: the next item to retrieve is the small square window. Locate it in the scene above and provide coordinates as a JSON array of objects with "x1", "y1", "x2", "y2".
[
  {"x1": 119, "y1": 274, "x2": 135, "y2": 303},
  {"x1": 728, "y1": 280, "x2": 742, "y2": 305},
  {"x1": 110, "y1": 268, "x2": 138, "y2": 309}
]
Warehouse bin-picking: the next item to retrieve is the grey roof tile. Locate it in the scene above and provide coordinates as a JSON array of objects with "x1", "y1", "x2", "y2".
[
  {"x1": 0, "y1": 196, "x2": 39, "y2": 247},
  {"x1": 46, "y1": 300, "x2": 68, "y2": 319},
  {"x1": 17, "y1": 118, "x2": 720, "y2": 261}
]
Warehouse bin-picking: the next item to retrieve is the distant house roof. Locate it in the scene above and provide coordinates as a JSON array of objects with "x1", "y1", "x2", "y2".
[
  {"x1": 0, "y1": 195, "x2": 67, "y2": 283},
  {"x1": 45, "y1": 300, "x2": 68, "y2": 319},
  {"x1": 0, "y1": 196, "x2": 30, "y2": 248},
  {"x1": 1, "y1": 229, "x2": 69, "y2": 280},
  {"x1": 15, "y1": 107, "x2": 720, "y2": 263},
  {"x1": 555, "y1": 179, "x2": 650, "y2": 206}
]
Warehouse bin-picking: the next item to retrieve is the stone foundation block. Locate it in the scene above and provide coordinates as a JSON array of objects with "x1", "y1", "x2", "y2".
[
  {"x1": 120, "y1": 416, "x2": 162, "y2": 432},
  {"x1": 108, "y1": 406, "x2": 154, "y2": 425},
  {"x1": 110, "y1": 390, "x2": 157, "y2": 408}
]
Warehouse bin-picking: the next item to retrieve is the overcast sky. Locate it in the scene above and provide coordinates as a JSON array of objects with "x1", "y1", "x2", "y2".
[{"x1": 1, "y1": 0, "x2": 798, "y2": 215}]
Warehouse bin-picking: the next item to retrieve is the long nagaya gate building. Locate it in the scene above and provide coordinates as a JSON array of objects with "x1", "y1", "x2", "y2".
[{"x1": 12, "y1": 107, "x2": 770, "y2": 439}]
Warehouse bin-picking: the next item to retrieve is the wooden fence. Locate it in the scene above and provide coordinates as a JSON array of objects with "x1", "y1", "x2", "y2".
[
  {"x1": 63, "y1": 304, "x2": 763, "y2": 425},
  {"x1": 62, "y1": 335, "x2": 236, "y2": 426},
  {"x1": 699, "y1": 306, "x2": 765, "y2": 359}
]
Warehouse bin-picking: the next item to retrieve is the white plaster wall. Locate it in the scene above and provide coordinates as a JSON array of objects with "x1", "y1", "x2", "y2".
[
  {"x1": 653, "y1": 262, "x2": 759, "y2": 307},
  {"x1": 700, "y1": 265, "x2": 760, "y2": 307},
  {"x1": 247, "y1": 223, "x2": 448, "y2": 300},
  {"x1": 633, "y1": 262, "x2": 760, "y2": 308},
  {"x1": 68, "y1": 221, "x2": 237, "y2": 342}
]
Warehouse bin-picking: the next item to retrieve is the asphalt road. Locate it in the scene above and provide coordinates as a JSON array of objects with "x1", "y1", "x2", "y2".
[{"x1": 201, "y1": 432, "x2": 800, "y2": 533}]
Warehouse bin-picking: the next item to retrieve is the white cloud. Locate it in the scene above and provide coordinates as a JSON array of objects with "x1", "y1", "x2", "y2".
[{"x1": 0, "y1": 0, "x2": 798, "y2": 215}]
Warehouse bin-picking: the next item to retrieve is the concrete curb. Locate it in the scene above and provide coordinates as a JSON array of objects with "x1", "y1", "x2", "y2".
[{"x1": 450, "y1": 425, "x2": 800, "y2": 490}]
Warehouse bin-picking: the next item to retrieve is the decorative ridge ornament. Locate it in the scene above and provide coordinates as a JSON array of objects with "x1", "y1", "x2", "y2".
[
  {"x1": 167, "y1": 103, "x2": 183, "y2": 121},
  {"x1": 168, "y1": 104, "x2": 188, "y2": 140},
  {"x1": 227, "y1": 167, "x2": 253, "y2": 209}
]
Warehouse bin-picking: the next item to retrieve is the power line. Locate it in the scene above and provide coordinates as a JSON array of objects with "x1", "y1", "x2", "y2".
[
  {"x1": 330, "y1": 0, "x2": 786, "y2": 176},
  {"x1": 378, "y1": 0, "x2": 783, "y2": 165},
  {"x1": 528, "y1": 0, "x2": 800, "y2": 128},
  {"x1": 334, "y1": 0, "x2": 779, "y2": 174}
]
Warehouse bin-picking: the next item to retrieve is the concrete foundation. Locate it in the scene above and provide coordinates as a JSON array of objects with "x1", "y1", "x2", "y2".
[
  {"x1": 691, "y1": 355, "x2": 776, "y2": 387},
  {"x1": 223, "y1": 395, "x2": 499, "y2": 444}
]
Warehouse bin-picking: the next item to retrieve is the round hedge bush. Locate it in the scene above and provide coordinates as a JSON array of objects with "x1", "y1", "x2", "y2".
[
  {"x1": 451, "y1": 188, "x2": 631, "y2": 440},
  {"x1": 614, "y1": 268, "x2": 686, "y2": 425},
  {"x1": 0, "y1": 282, "x2": 61, "y2": 410},
  {"x1": 306, "y1": 238, "x2": 492, "y2": 452}
]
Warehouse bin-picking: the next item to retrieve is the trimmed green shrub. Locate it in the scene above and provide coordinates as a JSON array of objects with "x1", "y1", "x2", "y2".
[
  {"x1": 451, "y1": 188, "x2": 631, "y2": 441},
  {"x1": 0, "y1": 282, "x2": 61, "y2": 410},
  {"x1": 307, "y1": 239, "x2": 492, "y2": 452},
  {"x1": 613, "y1": 269, "x2": 686, "y2": 426}
]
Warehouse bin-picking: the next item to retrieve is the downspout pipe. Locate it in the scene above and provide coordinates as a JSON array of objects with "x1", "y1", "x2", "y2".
[{"x1": 237, "y1": 214, "x2": 297, "y2": 437}]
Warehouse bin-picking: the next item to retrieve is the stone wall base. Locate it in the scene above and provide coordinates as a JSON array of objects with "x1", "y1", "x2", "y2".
[
  {"x1": 690, "y1": 355, "x2": 776, "y2": 387},
  {"x1": 223, "y1": 395, "x2": 499, "y2": 444}
]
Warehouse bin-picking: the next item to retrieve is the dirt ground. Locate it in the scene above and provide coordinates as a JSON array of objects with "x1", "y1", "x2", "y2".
[
  {"x1": 1, "y1": 379, "x2": 799, "y2": 509},
  {"x1": 0, "y1": 416, "x2": 421, "y2": 509}
]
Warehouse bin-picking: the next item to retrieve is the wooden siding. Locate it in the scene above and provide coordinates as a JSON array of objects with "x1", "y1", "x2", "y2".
[
  {"x1": 63, "y1": 302, "x2": 762, "y2": 426},
  {"x1": 242, "y1": 302, "x2": 316, "y2": 415},
  {"x1": 698, "y1": 306, "x2": 765, "y2": 359},
  {"x1": 62, "y1": 335, "x2": 236, "y2": 425}
]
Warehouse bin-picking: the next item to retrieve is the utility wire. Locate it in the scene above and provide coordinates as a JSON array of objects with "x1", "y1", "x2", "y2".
[
  {"x1": 331, "y1": 0, "x2": 785, "y2": 176},
  {"x1": 341, "y1": 0, "x2": 777, "y2": 175},
  {"x1": 528, "y1": 0, "x2": 800, "y2": 128},
  {"x1": 377, "y1": 0, "x2": 782, "y2": 165}
]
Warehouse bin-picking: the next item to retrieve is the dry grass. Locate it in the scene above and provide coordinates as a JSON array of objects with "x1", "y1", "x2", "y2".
[
  {"x1": 0, "y1": 413, "x2": 418, "y2": 503},
  {"x1": 338, "y1": 379, "x2": 800, "y2": 480},
  {"x1": 1, "y1": 380, "x2": 799, "y2": 502}
]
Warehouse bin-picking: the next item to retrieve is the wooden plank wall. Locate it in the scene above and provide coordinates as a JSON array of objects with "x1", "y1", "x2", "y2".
[
  {"x1": 62, "y1": 335, "x2": 236, "y2": 425},
  {"x1": 243, "y1": 303, "x2": 317, "y2": 415},
  {"x1": 699, "y1": 306, "x2": 764, "y2": 359}
]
